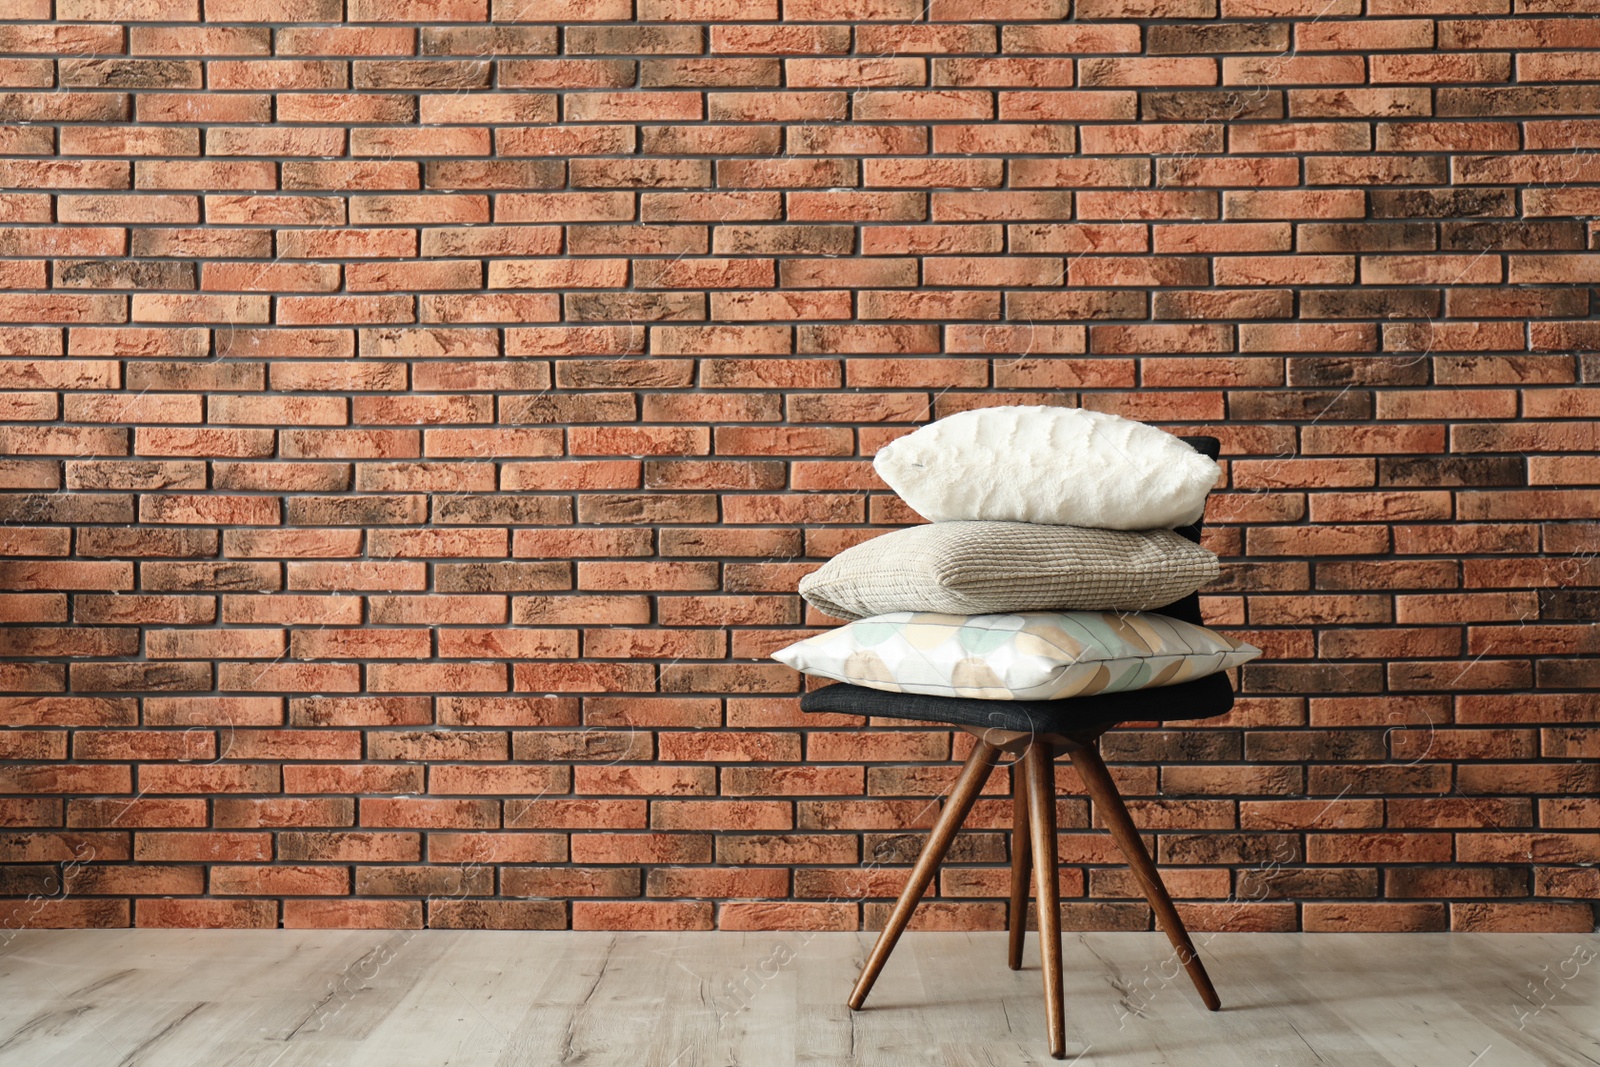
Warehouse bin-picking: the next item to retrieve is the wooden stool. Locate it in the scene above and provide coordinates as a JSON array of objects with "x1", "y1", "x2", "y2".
[{"x1": 844, "y1": 723, "x2": 1220, "y2": 1059}]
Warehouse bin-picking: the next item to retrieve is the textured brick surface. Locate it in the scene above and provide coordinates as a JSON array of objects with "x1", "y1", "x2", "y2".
[{"x1": 1, "y1": 3, "x2": 1599, "y2": 934}]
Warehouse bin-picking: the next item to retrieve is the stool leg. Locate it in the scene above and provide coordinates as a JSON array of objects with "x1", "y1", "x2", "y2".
[
  {"x1": 1068, "y1": 745, "x2": 1222, "y2": 1012},
  {"x1": 1024, "y1": 742, "x2": 1065, "y2": 1060},
  {"x1": 1007, "y1": 763, "x2": 1031, "y2": 971},
  {"x1": 849, "y1": 739, "x2": 1000, "y2": 1011}
]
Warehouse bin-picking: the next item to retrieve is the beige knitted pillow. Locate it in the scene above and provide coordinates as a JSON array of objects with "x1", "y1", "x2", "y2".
[{"x1": 799, "y1": 521, "x2": 1220, "y2": 621}]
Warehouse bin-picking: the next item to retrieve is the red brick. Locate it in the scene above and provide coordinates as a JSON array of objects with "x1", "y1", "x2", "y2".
[
  {"x1": 281, "y1": 900, "x2": 421, "y2": 929},
  {"x1": 132, "y1": 831, "x2": 273, "y2": 863},
  {"x1": 433, "y1": 765, "x2": 571, "y2": 796},
  {"x1": 280, "y1": 764, "x2": 421, "y2": 796},
  {"x1": 137, "y1": 899, "x2": 276, "y2": 929},
  {"x1": 1452, "y1": 903, "x2": 1595, "y2": 933},
  {"x1": 572, "y1": 901, "x2": 713, "y2": 930},
  {"x1": 207, "y1": 866, "x2": 347, "y2": 897},
  {"x1": 1304, "y1": 903, "x2": 1447, "y2": 933},
  {"x1": 0, "y1": 831, "x2": 129, "y2": 863}
]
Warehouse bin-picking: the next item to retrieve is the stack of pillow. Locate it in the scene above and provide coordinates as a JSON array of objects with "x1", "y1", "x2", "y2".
[{"x1": 773, "y1": 406, "x2": 1260, "y2": 703}]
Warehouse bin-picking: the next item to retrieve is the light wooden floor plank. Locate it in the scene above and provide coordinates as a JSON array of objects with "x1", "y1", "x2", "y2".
[{"x1": 1, "y1": 930, "x2": 1597, "y2": 1066}]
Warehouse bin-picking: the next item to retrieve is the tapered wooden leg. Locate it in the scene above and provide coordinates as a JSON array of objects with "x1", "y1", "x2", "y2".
[
  {"x1": 1024, "y1": 743, "x2": 1065, "y2": 1060},
  {"x1": 1007, "y1": 764, "x2": 1032, "y2": 971},
  {"x1": 849, "y1": 740, "x2": 999, "y2": 1011},
  {"x1": 1068, "y1": 745, "x2": 1222, "y2": 1012}
]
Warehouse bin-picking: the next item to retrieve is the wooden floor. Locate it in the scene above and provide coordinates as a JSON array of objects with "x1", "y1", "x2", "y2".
[{"x1": 1, "y1": 929, "x2": 1597, "y2": 1066}]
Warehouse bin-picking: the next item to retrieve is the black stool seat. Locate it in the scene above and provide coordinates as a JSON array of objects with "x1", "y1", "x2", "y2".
[{"x1": 800, "y1": 670, "x2": 1234, "y2": 736}]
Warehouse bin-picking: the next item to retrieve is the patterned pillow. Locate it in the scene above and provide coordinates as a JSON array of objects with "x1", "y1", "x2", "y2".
[
  {"x1": 799, "y1": 521, "x2": 1219, "y2": 621},
  {"x1": 772, "y1": 611, "x2": 1260, "y2": 702}
]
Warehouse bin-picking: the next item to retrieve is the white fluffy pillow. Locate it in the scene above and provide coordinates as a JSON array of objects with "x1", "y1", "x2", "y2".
[{"x1": 872, "y1": 406, "x2": 1220, "y2": 530}]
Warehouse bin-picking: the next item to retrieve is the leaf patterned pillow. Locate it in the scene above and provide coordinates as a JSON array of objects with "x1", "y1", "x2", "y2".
[{"x1": 773, "y1": 611, "x2": 1260, "y2": 702}]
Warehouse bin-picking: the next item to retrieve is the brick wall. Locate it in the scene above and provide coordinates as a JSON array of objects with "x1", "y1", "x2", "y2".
[{"x1": 1, "y1": 0, "x2": 1598, "y2": 935}]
